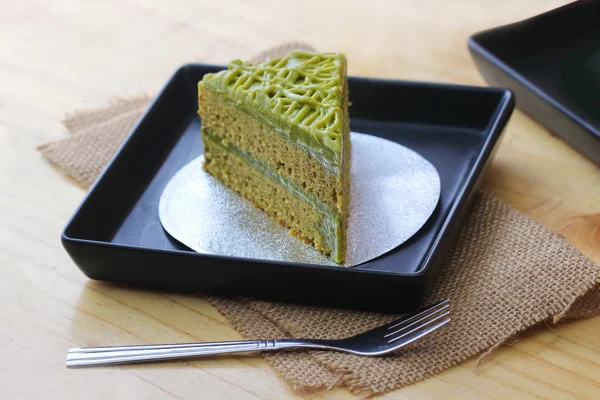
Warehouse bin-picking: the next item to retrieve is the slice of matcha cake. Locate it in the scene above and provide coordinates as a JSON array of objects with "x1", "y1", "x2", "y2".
[{"x1": 198, "y1": 51, "x2": 350, "y2": 263}]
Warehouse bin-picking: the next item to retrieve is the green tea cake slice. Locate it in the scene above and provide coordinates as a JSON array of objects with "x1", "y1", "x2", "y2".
[{"x1": 198, "y1": 51, "x2": 350, "y2": 263}]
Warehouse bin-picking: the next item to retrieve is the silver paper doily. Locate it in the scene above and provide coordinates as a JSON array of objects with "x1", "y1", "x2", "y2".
[{"x1": 159, "y1": 132, "x2": 440, "y2": 267}]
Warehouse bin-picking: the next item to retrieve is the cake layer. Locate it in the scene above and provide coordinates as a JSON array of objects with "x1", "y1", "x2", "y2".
[
  {"x1": 199, "y1": 87, "x2": 341, "y2": 209},
  {"x1": 200, "y1": 52, "x2": 347, "y2": 174},
  {"x1": 202, "y1": 133, "x2": 343, "y2": 260}
]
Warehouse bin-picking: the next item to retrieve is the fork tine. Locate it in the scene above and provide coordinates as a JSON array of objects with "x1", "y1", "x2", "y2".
[
  {"x1": 384, "y1": 317, "x2": 451, "y2": 352},
  {"x1": 384, "y1": 302, "x2": 450, "y2": 339},
  {"x1": 384, "y1": 299, "x2": 449, "y2": 333},
  {"x1": 387, "y1": 311, "x2": 450, "y2": 343}
]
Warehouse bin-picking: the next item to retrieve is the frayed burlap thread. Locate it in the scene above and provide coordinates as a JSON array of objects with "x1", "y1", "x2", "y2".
[
  {"x1": 38, "y1": 44, "x2": 600, "y2": 396},
  {"x1": 38, "y1": 99, "x2": 151, "y2": 187}
]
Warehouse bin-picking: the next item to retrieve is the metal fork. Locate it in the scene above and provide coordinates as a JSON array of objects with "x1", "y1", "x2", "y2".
[{"x1": 66, "y1": 299, "x2": 450, "y2": 368}]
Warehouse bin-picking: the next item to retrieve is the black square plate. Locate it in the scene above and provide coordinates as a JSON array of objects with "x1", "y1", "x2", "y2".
[
  {"x1": 469, "y1": 0, "x2": 600, "y2": 166},
  {"x1": 62, "y1": 64, "x2": 514, "y2": 312}
]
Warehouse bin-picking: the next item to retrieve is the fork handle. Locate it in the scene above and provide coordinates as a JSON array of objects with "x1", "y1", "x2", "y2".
[{"x1": 66, "y1": 339, "x2": 327, "y2": 368}]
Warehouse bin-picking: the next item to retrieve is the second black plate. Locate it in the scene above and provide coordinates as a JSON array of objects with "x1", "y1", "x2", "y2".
[
  {"x1": 469, "y1": 1, "x2": 600, "y2": 166},
  {"x1": 62, "y1": 64, "x2": 514, "y2": 312}
]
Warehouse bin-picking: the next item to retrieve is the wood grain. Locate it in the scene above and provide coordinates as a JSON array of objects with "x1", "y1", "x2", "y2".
[{"x1": 2, "y1": 0, "x2": 599, "y2": 398}]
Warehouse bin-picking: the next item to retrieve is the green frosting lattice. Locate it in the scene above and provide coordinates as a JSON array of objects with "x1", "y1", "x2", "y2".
[{"x1": 202, "y1": 51, "x2": 346, "y2": 155}]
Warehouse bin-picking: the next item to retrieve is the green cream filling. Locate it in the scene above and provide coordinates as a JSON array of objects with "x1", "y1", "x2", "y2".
[{"x1": 203, "y1": 129, "x2": 342, "y2": 261}]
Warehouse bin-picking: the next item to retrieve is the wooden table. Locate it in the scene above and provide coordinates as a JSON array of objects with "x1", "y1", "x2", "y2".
[{"x1": 3, "y1": 0, "x2": 599, "y2": 398}]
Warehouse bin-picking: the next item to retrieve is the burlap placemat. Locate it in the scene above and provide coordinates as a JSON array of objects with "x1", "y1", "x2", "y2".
[{"x1": 38, "y1": 44, "x2": 600, "y2": 397}]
